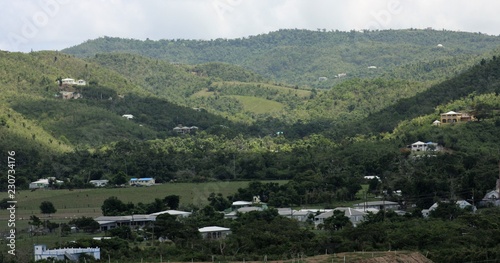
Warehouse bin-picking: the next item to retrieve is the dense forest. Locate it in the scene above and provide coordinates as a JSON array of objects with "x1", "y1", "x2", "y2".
[{"x1": 1, "y1": 29, "x2": 500, "y2": 262}]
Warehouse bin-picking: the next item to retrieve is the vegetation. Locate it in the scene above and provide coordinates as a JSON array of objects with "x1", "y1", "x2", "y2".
[{"x1": 1, "y1": 29, "x2": 500, "y2": 262}]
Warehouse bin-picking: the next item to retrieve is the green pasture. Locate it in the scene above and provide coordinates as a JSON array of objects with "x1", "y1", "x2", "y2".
[{"x1": 226, "y1": 95, "x2": 285, "y2": 114}]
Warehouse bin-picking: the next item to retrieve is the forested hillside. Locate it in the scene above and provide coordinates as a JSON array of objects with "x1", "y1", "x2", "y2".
[{"x1": 63, "y1": 29, "x2": 500, "y2": 86}]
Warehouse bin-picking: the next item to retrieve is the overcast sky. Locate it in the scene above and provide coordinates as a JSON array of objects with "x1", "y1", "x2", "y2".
[{"x1": 1, "y1": 0, "x2": 500, "y2": 52}]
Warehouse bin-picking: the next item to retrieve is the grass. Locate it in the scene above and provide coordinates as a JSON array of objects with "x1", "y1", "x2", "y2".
[
  {"x1": 0, "y1": 181, "x2": 287, "y2": 226},
  {"x1": 226, "y1": 95, "x2": 285, "y2": 114}
]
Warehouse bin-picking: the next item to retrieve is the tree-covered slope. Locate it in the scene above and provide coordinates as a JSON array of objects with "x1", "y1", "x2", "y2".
[{"x1": 63, "y1": 29, "x2": 500, "y2": 86}]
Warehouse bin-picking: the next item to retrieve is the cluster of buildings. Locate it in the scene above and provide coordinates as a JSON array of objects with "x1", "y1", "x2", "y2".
[
  {"x1": 57, "y1": 78, "x2": 86, "y2": 100},
  {"x1": 34, "y1": 245, "x2": 100, "y2": 261}
]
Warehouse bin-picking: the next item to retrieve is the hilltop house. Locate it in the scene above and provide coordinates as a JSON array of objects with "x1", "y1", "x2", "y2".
[
  {"x1": 440, "y1": 111, "x2": 474, "y2": 124},
  {"x1": 122, "y1": 114, "x2": 134, "y2": 120},
  {"x1": 34, "y1": 244, "x2": 100, "y2": 261},
  {"x1": 129, "y1": 178, "x2": 155, "y2": 186},
  {"x1": 199, "y1": 226, "x2": 231, "y2": 240},
  {"x1": 60, "y1": 78, "x2": 86, "y2": 86}
]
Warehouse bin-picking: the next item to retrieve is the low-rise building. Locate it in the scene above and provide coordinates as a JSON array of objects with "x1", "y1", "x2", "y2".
[
  {"x1": 314, "y1": 207, "x2": 366, "y2": 227},
  {"x1": 89, "y1": 180, "x2": 109, "y2": 187},
  {"x1": 129, "y1": 177, "x2": 155, "y2": 186},
  {"x1": 29, "y1": 178, "x2": 63, "y2": 189},
  {"x1": 34, "y1": 244, "x2": 100, "y2": 261},
  {"x1": 352, "y1": 201, "x2": 399, "y2": 211},
  {"x1": 199, "y1": 226, "x2": 231, "y2": 240}
]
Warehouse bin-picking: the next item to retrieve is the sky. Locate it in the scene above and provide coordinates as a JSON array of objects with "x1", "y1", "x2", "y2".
[{"x1": 1, "y1": 0, "x2": 500, "y2": 53}]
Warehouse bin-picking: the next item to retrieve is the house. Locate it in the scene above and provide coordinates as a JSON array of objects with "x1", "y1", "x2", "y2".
[
  {"x1": 89, "y1": 180, "x2": 108, "y2": 187},
  {"x1": 29, "y1": 178, "x2": 63, "y2": 189},
  {"x1": 34, "y1": 244, "x2": 100, "y2": 262},
  {"x1": 440, "y1": 111, "x2": 475, "y2": 124},
  {"x1": 422, "y1": 200, "x2": 476, "y2": 218},
  {"x1": 352, "y1": 201, "x2": 399, "y2": 211},
  {"x1": 277, "y1": 208, "x2": 313, "y2": 222},
  {"x1": 199, "y1": 226, "x2": 231, "y2": 240},
  {"x1": 318, "y1": 77, "x2": 328, "y2": 81},
  {"x1": 122, "y1": 114, "x2": 134, "y2": 120},
  {"x1": 409, "y1": 141, "x2": 441, "y2": 152},
  {"x1": 480, "y1": 166, "x2": 500, "y2": 207},
  {"x1": 76, "y1": 79, "x2": 86, "y2": 86},
  {"x1": 129, "y1": 178, "x2": 155, "y2": 186},
  {"x1": 432, "y1": 120, "x2": 441, "y2": 126},
  {"x1": 61, "y1": 78, "x2": 75, "y2": 85},
  {"x1": 314, "y1": 207, "x2": 367, "y2": 227},
  {"x1": 173, "y1": 125, "x2": 199, "y2": 134},
  {"x1": 224, "y1": 206, "x2": 264, "y2": 219}
]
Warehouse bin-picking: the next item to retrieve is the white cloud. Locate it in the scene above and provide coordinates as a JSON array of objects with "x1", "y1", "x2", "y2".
[{"x1": 1, "y1": 0, "x2": 500, "y2": 52}]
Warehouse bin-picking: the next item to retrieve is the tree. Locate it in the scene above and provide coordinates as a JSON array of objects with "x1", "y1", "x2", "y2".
[
  {"x1": 164, "y1": 195, "x2": 180, "y2": 210},
  {"x1": 40, "y1": 201, "x2": 56, "y2": 216},
  {"x1": 101, "y1": 196, "x2": 130, "y2": 216},
  {"x1": 208, "y1": 193, "x2": 231, "y2": 211},
  {"x1": 69, "y1": 217, "x2": 100, "y2": 233},
  {"x1": 323, "y1": 210, "x2": 351, "y2": 231}
]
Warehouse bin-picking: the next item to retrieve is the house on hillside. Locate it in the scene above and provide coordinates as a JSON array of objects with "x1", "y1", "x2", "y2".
[
  {"x1": 479, "y1": 165, "x2": 500, "y2": 207},
  {"x1": 409, "y1": 141, "x2": 441, "y2": 152},
  {"x1": 122, "y1": 114, "x2": 134, "y2": 120},
  {"x1": 76, "y1": 79, "x2": 86, "y2": 86},
  {"x1": 129, "y1": 178, "x2": 155, "y2": 186},
  {"x1": 173, "y1": 125, "x2": 199, "y2": 134},
  {"x1": 277, "y1": 208, "x2": 313, "y2": 222},
  {"x1": 34, "y1": 244, "x2": 100, "y2": 261},
  {"x1": 199, "y1": 226, "x2": 231, "y2": 240},
  {"x1": 60, "y1": 91, "x2": 82, "y2": 100},
  {"x1": 440, "y1": 111, "x2": 475, "y2": 124},
  {"x1": 61, "y1": 78, "x2": 76, "y2": 85}
]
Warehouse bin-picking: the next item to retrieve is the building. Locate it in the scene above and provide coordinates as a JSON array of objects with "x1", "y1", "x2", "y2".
[
  {"x1": 76, "y1": 79, "x2": 86, "y2": 86},
  {"x1": 314, "y1": 207, "x2": 367, "y2": 227},
  {"x1": 440, "y1": 111, "x2": 474, "y2": 124},
  {"x1": 34, "y1": 244, "x2": 100, "y2": 261},
  {"x1": 199, "y1": 226, "x2": 231, "y2": 240},
  {"x1": 432, "y1": 120, "x2": 441, "y2": 126},
  {"x1": 122, "y1": 114, "x2": 134, "y2": 120},
  {"x1": 277, "y1": 208, "x2": 313, "y2": 222},
  {"x1": 129, "y1": 177, "x2": 155, "y2": 186},
  {"x1": 95, "y1": 210, "x2": 192, "y2": 231},
  {"x1": 409, "y1": 141, "x2": 441, "y2": 152},
  {"x1": 479, "y1": 163, "x2": 500, "y2": 207},
  {"x1": 89, "y1": 180, "x2": 108, "y2": 187},
  {"x1": 422, "y1": 200, "x2": 476, "y2": 218},
  {"x1": 29, "y1": 178, "x2": 63, "y2": 189},
  {"x1": 352, "y1": 201, "x2": 399, "y2": 211},
  {"x1": 173, "y1": 125, "x2": 199, "y2": 134},
  {"x1": 61, "y1": 78, "x2": 76, "y2": 85}
]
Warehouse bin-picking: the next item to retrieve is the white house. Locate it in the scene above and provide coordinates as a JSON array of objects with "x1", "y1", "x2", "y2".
[
  {"x1": 61, "y1": 78, "x2": 76, "y2": 85},
  {"x1": 480, "y1": 173, "x2": 500, "y2": 207},
  {"x1": 199, "y1": 226, "x2": 231, "y2": 240},
  {"x1": 76, "y1": 79, "x2": 86, "y2": 86},
  {"x1": 34, "y1": 244, "x2": 100, "y2": 261},
  {"x1": 129, "y1": 177, "x2": 155, "y2": 186},
  {"x1": 89, "y1": 180, "x2": 108, "y2": 187},
  {"x1": 410, "y1": 141, "x2": 441, "y2": 152},
  {"x1": 29, "y1": 178, "x2": 63, "y2": 189},
  {"x1": 173, "y1": 125, "x2": 199, "y2": 134},
  {"x1": 122, "y1": 114, "x2": 134, "y2": 120},
  {"x1": 277, "y1": 208, "x2": 313, "y2": 222}
]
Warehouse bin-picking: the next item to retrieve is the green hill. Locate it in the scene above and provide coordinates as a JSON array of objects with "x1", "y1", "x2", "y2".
[{"x1": 63, "y1": 29, "x2": 500, "y2": 86}]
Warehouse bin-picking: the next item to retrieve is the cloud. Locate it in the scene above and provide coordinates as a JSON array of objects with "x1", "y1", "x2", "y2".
[{"x1": 1, "y1": 0, "x2": 500, "y2": 52}]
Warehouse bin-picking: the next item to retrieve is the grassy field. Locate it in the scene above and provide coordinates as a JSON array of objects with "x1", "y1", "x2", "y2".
[{"x1": 226, "y1": 95, "x2": 285, "y2": 114}]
